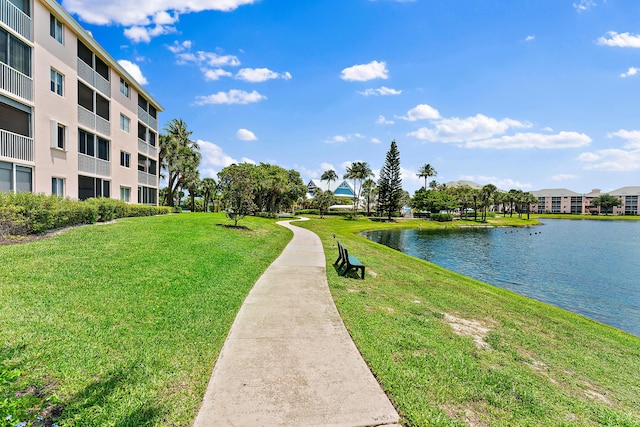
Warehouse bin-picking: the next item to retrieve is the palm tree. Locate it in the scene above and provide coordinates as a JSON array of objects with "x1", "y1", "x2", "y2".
[
  {"x1": 343, "y1": 161, "x2": 374, "y2": 218},
  {"x1": 201, "y1": 178, "x2": 217, "y2": 212},
  {"x1": 361, "y1": 178, "x2": 377, "y2": 216},
  {"x1": 417, "y1": 163, "x2": 437, "y2": 190},
  {"x1": 522, "y1": 192, "x2": 538, "y2": 220},
  {"x1": 320, "y1": 169, "x2": 338, "y2": 192},
  {"x1": 160, "y1": 119, "x2": 201, "y2": 207},
  {"x1": 480, "y1": 184, "x2": 497, "y2": 221}
]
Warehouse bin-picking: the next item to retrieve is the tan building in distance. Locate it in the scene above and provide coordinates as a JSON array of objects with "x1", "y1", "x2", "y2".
[
  {"x1": 532, "y1": 187, "x2": 639, "y2": 215},
  {"x1": 1, "y1": 0, "x2": 163, "y2": 203}
]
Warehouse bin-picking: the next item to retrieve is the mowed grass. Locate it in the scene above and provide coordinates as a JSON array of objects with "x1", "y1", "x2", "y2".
[
  {"x1": 0, "y1": 213, "x2": 291, "y2": 426},
  {"x1": 296, "y1": 216, "x2": 640, "y2": 426}
]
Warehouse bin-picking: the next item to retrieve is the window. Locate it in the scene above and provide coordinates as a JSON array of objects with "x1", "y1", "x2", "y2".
[
  {"x1": 8, "y1": 0, "x2": 30, "y2": 16},
  {"x1": 79, "y1": 129, "x2": 109, "y2": 161},
  {"x1": 78, "y1": 175, "x2": 110, "y2": 200},
  {"x1": 137, "y1": 123, "x2": 156, "y2": 146},
  {"x1": 50, "y1": 14, "x2": 63, "y2": 44},
  {"x1": 51, "y1": 121, "x2": 68, "y2": 150},
  {"x1": 50, "y1": 69, "x2": 63, "y2": 96},
  {"x1": 0, "y1": 28, "x2": 31, "y2": 77},
  {"x1": 52, "y1": 178, "x2": 64, "y2": 197},
  {"x1": 120, "y1": 78, "x2": 130, "y2": 98},
  {"x1": 0, "y1": 102, "x2": 30, "y2": 137},
  {"x1": 77, "y1": 41, "x2": 109, "y2": 81},
  {"x1": 0, "y1": 159, "x2": 31, "y2": 193},
  {"x1": 120, "y1": 151, "x2": 130, "y2": 168},
  {"x1": 137, "y1": 94, "x2": 157, "y2": 119},
  {"x1": 78, "y1": 81, "x2": 110, "y2": 120},
  {"x1": 138, "y1": 186, "x2": 157, "y2": 205},
  {"x1": 138, "y1": 154, "x2": 156, "y2": 175},
  {"x1": 120, "y1": 114, "x2": 130, "y2": 132},
  {"x1": 120, "y1": 186, "x2": 131, "y2": 203}
]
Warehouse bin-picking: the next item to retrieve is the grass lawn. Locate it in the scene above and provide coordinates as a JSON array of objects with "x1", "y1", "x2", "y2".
[
  {"x1": 296, "y1": 215, "x2": 640, "y2": 426},
  {"x1": 0, "y1": 213, "x2": 291, "y2": 426}
]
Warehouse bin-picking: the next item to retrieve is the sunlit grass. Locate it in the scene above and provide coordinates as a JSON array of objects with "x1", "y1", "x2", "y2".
[
  {"x1": 0, "y1": 213, "x2": 291, "y2": 426},
  {"x1": 297, "y1": 215, "x2": 640, "y2": 426}
]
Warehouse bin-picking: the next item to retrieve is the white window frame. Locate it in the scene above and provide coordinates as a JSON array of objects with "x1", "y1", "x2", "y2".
[
  {"x1": 50, "y1": 68, "x2": 63, "y2": 96},
  {"x1": 120, "y1": 78, "x2": 130, "y2": 98},
  {"x1": 120, "y1": 151, "x2": 130, "y2": 168},
  {"x1": 52, "y1": 177, "x2": 64, "y2": 197},
  {"x1": 120, "y1": 186, "x2": 131, "y2": 203},
  {"x1": 50, "y1": 13, "x2": 63, "y2": 44},
  {"x1": 50, "y1": 120, "x2": 69, "y2": 151},
  {"x1": 120, "y1": 113, "x2": 130, "y2": 133}
]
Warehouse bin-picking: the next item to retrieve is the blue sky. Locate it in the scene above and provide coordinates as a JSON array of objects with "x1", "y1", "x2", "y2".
[{"x1": 61, "y1": 0, "x2": 640, "y2": 194}]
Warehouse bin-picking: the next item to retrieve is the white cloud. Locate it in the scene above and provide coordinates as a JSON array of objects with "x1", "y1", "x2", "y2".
[
  {"x1": 358, "y1": 86, "x2": 402, "y2": 96},
  {"x1": 459, "y1": 175, "x2": 532, "y2": 190},
  {"x1": 597, "y1": 31, "x2": 640, "y2": 48},
  {"x1": 197, "y1": 139, "x2": 238, "y2": 178},
  {"x1": 236, "y1": 128, "x2": 257, "y2": 141},
  {"x1": 408, "y1": 114, "x2": 529, "y2": 142},
  {"x1": 608, "y1": 129, "x2": 640, "y2": 149},
  {"x1": 340, "y1": 60, "x2": 389, "y2": 81},
  {"x1": 241, "y1": 157, "x2": 256, "y2": 164},
  {"x1": 117, "y1": 60, "x2": 148, "y2": 84},
  {"x1": 195, "y1": 90, "x2": 266, "y2": 105},
  {"x1": 377, "y1": 115, "x2": 394, "y2": 125},
  {"x1": 235, "y1": 68, "x2": 292, "y2": 82},
  {"x1": 465, "y1": 131, "x2": 591, "y2": 149},
  {"x1": 620, "y1": 67, "x2": 639, "y2": 78},
  {"x1": 168, "y1": 40, "x2": 191, "y2": 53},
  {"x1": 398, "y1": 104, "x2": 441, "y2": 121},
  {"x1": 371, "y1": 138, "x2": 382, "y2": 144},
  {"x1": 400, "y1": 167, "x2": 422, "y2": 186},
  {"x1": 552, "y1": 174, "x2": 579, "y2": 181},
  {"x1": 325, "y1": 134, "x2": 365, "y2": 144},
  {"x1": 202, "y1": 68, "x2": 232, "y2": 81},
  {"x1": 579, "y1": 148, "x2": 640, "y2": 171},
  {"x1": 525, "y1": 35, "x2": 535, "y2": 42},
  {"x1": 574, "y1": 0, "x2": 596, "y2": 12},
  {"x1": 62, "y1": 0, "x2": 257, "y2": 41}
]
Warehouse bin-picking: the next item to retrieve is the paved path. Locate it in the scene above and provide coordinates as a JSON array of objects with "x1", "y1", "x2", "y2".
[{"x1": 193, "y1": 219, "x2": 400, "y2": 426}]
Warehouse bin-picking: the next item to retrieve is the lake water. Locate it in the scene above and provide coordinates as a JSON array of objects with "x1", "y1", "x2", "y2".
[{"x1": 361, "y1": 219, "x2": 640, "y2": 337}]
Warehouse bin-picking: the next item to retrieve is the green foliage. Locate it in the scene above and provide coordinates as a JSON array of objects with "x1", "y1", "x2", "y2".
[
  {"x1": 430, "y1": 213, "x2": 454, "y2": 221},
  {"x1": 312, "y1": 189, "x2": 336, "y2": 218},
  {"x1": 0, "y1": 192, "x2": 172, "y2": 237},
  {"x1": 590, "y1": 194, "x2": 622, "y2": 214},
  {"x1": 377, "y1": 140, "x2": 403, "y2": 219}
]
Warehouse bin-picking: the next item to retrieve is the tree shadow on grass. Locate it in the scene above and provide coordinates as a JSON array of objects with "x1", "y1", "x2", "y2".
[{"x1": 216, "y1": 223, "x2": 250, "y2": 230}]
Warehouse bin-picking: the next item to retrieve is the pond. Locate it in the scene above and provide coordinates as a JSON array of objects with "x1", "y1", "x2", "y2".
[{"x1": 361, "y1": 219, "x2": 640, "y2": 337}]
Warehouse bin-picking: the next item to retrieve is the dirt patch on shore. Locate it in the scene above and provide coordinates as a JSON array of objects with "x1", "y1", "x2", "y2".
[{"x1": 444, "y1": 313, "x2": 494, "y2": 350}]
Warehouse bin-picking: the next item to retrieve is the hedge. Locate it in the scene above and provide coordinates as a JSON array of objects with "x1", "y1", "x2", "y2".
[{"x1": 0, "y1": 192, "x2": 174, "y2": 237}]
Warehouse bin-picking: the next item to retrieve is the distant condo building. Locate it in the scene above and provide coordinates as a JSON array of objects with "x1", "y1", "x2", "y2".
[
  {"x1": 1, "y1": 0, "x2": 163, "y2": 203},
  {"x1": 531, "y1": 187, "x2": 639, "y2": 215}
]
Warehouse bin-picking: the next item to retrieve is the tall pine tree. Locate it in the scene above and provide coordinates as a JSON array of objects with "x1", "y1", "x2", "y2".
[{"x1": 377, "y1": 140, "x2": 403, "y2": 219}]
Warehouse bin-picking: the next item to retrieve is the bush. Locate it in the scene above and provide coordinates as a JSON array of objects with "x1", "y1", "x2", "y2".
[
  {"x1": 294, "y1": 209, "x2": 320, "y2": 215},
  {"x1": 430, "y1": 213, "x2": 454, "y2": 222}
]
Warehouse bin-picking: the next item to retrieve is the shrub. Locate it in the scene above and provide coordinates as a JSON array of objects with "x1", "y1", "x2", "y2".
[{"x1": 430, "y1": 213, "x2": 454, "y2": 222}]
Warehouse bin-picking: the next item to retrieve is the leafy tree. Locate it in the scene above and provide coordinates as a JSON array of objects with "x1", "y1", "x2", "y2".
[
  {"x1": 417, "y1": 163, "x2": 437, "y2": 190},
  {"x1": 412, "y1": 188, "x2": 457, "y2": 213},
  {"x1": 159, "y1": 119, "x2": 201, "y2": 207},
  {"x1": 320, "y1": 169, "x2": 339, "y2": 192},
  {"x1": 450, "y1": 185, "x2": 475, "y2": 219},
  {"x1": 312, "y1": 189, "x2": 336, "y2": 218},
  {"x1": 343, "y1": 161, "x2": 374, "y2": 218},
  {"x1": 591, "y1": 194, "x2": 621, "y2": 215},
  {"x1": 218, "y1": 164, "x2": 257, "y2": 226},
  {"x1": 377, "y1": 140, "x2": 403, "y2": 219}
]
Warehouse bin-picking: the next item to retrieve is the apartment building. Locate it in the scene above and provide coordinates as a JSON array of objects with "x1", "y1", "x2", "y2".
[
  {"x1": 0, "y1": 0, "x2": 163, "y2": 203},
  {"x1": 532, "y1": 187, "x2": 640, "y2": 215}
]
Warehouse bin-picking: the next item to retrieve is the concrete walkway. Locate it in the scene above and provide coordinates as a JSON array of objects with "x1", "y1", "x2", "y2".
[{"x1": 193, "y1": 219, "x2": 400, "y2": 426}]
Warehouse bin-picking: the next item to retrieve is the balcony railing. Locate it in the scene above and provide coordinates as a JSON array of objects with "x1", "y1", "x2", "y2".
[
  {"x1": 0, "y1": 0, "x2": 32, "y2": 41},
  {"x1": 0, "y1": 61, "x2": 33, "y2": 102},
  {"x1": 138, "y1": 106, "x2": 158, "y2": 130},
  {"x1": 138, "y1": 170, "x2": 157, "y2": 187},
  {"x1": 0, "y1": 128, "x2": 33, "y2": 162},
  {"x1": 78, "y1": 106, "x2": 111, "y2": 137},
  {"x1": 78, "y1": 153, "x2": 110, "y2": 177},
  {"x1": 138, "y1": 138, "x2": 158, "y2": 159},
  {"x1": 77, "y1": 58, "x2": 111, "y2": 97}
]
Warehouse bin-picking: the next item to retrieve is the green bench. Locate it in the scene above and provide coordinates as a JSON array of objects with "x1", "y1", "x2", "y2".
[{"x1": 334, "y1": 241, "x2": 365, "y2": 279}]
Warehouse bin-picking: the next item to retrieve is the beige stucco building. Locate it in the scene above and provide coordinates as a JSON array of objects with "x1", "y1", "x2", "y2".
[
  {"x1": 532, "y1": 187, "x2": 639, "y2": 215},
  {"x1": 1, "y1": 0, "x2": 163, "y2": 203}
]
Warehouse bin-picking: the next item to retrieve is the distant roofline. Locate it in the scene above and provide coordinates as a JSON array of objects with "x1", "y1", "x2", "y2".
[{"x1": 42, "y1": 0, "x2": 164, "y2": 112}]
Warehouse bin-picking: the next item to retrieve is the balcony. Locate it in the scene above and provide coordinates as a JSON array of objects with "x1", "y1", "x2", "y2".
[
  {"x1": 0, "y1": 0, "x2": 31, "y2": 41},
  {"x1": 77, "y1": 58, "x2": 110, "y2": 97},
  {"x1": 138, "y1": 138, "x2": 157, "y2": 159},
  {"x1": 0, "y1": 61, "x2": 33, "y2": 102},
  {"x1": 0, "y1": 128, "x2": 33, "y2": 163},
  {"x1": 78, "y1": 153, "x2": 110, "y2": 177},
  {"x1": 138, "y1": 105, "x2": 158, "y2": 130},
  {"x1": 138, "y1": 170, "x2": 157, "y2": 187},
  {"x1": 78, "y1": 106, "x2": 110, "y2": 137}
]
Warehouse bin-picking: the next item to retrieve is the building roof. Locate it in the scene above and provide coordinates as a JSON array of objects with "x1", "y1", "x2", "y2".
[
  {"x1": 445, "y1": 180, "x2": 483, "y2": 189},
  {"x1": 609, "y1": 186, "x2": 640, "y2": 196},
  {"x1": 307, "y1": 179, "x2": 355, "y2": 197},
  {"x1": 41, "y1": 0, "x2": 164, "y2": 112},
  {"x1": 531, "y1": 188, "x2": 582, "y2": 197}
]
